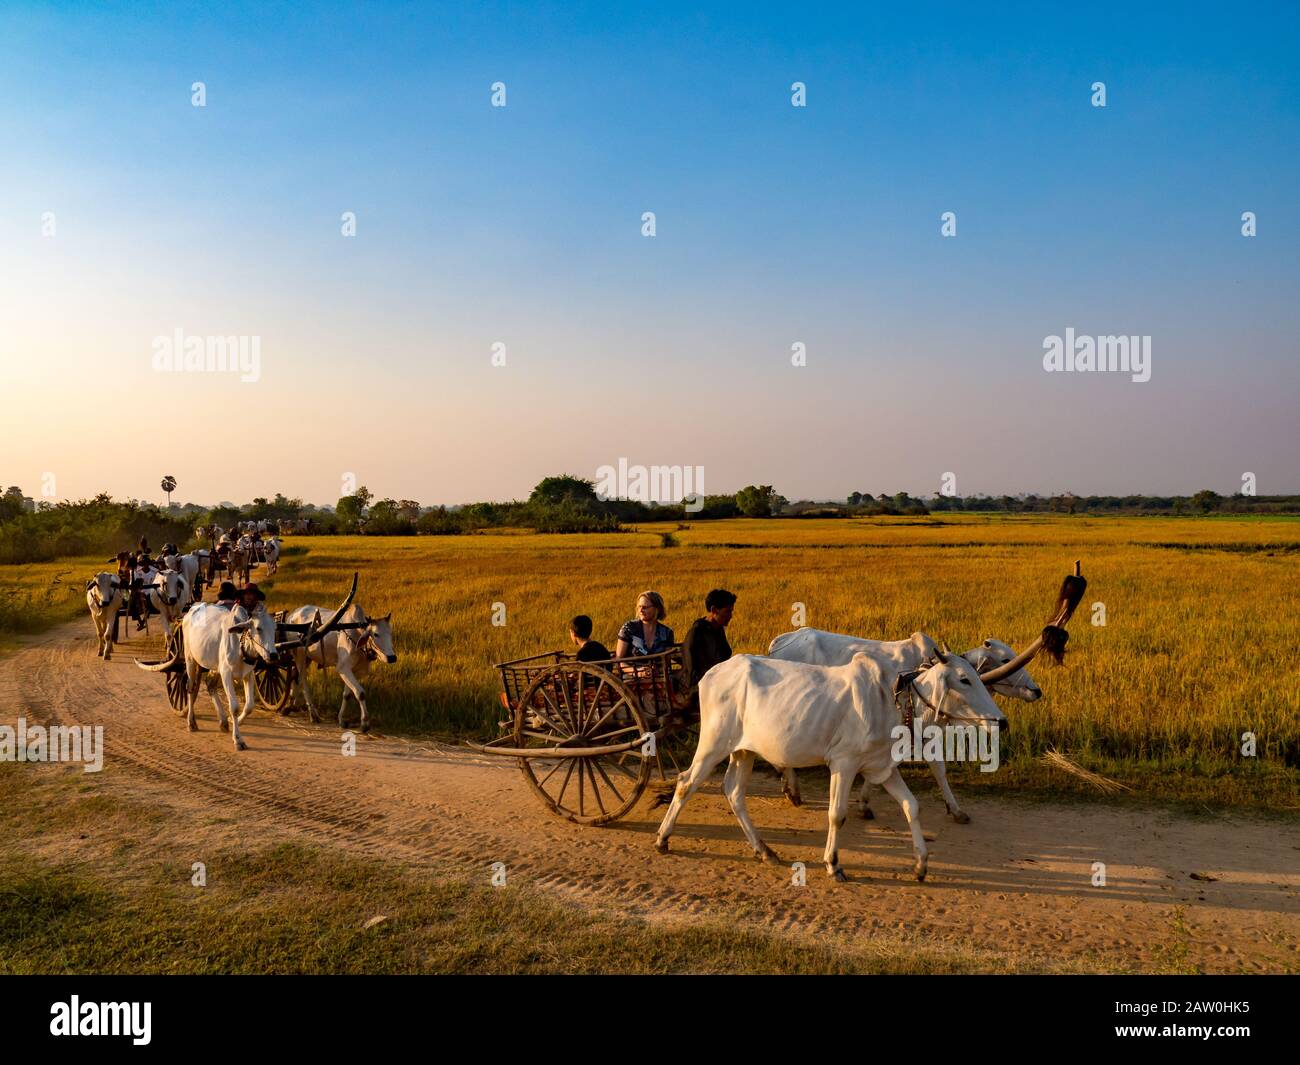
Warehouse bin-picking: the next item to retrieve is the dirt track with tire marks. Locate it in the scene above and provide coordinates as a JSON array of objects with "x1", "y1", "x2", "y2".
[{"x1": 5, "y1": 622, "x2": 1297, "y2": 972}]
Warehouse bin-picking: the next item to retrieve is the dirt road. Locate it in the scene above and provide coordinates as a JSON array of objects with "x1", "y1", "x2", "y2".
[{"x1": 5, "y1": 622, "x2": 1297, "y2": 972}]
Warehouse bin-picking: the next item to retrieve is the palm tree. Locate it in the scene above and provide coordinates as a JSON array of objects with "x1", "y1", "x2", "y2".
[{"x1": 161, "y1": 475, "x2": 177, "y2": 508}]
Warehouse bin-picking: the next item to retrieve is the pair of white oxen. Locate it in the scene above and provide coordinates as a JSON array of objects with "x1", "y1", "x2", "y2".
[
  {"x1": 654, "y1": 620, "x2": 1063, "y2": 883},
  {"x1": 136, "y1": 576, "x2": 396, "y2": 751}
]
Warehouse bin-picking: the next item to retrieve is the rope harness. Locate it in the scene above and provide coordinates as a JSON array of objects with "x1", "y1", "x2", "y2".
[{"x1": 893, "y1": 669, "x2": 938, "y2": 732}]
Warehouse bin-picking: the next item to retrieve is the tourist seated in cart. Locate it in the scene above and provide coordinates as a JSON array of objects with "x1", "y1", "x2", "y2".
[
  {"x1": 614, "y1": 591, "x2": 674, "y2": 658},
  {"x1": 569, "y1": 615, "x2": 612, "y2": 664},
  {"x1": 679, "y1": 588, "x2": 736, "y2": 709},
  {"x1": 239, "y1": 583, "x2": 266, "y2": 612},
  {"x1": 215, "y1": 581, "x2": 240, "y2": 608}
]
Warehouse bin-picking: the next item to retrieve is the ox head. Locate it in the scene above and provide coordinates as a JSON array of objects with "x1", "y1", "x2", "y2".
[
  {"x1": 360, "y1": 612, "x2": 397, "y2": 664},
  {"x1": 227, "y1": 605, "x2": 278, "y2": 664},
  {"x1": 915, "y1": 644, "x2": 1008, "y2": 733},
  {"x1": 156, "y1": 568, "x2": 187, "y2": 607},
  {"x1": 962, "y1": 639, "x2": 1042, "y2": 702},
  {"x1": 86, "y1": 572, "x2": 120, "y2": 603}
]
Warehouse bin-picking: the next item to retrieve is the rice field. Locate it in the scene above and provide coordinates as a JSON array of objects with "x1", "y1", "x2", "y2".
[{"x1": 6, "y1": 514, "x2": 1299, "y2": 812}]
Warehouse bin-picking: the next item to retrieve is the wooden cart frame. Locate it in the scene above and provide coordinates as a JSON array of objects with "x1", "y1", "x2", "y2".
[{"x1": 468, "y1": 647, "x2": 696, "y2": 825}]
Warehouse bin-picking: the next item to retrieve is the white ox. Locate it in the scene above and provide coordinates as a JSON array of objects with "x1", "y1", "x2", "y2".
[
  {"x1": 767, "y1": 628, "x2": 1042, "y2": 821},
  {"x1": 162, "y1": 549, "x2": 208, "y2": 604},
  {"x1": 85, "y1": 572, "x2": 123, "y2": 659},
  {"x1": 263, "y1": 536, "x2": 281, "y2": 575},
  {"x1": 138, "y1": 603, "x2": 279, "y2": 751},
  {"x1": 655, "y1": 649, "x2": 1007, "y2": 881},
  {"x1": 141, "y1": 568, "x2": 190, "y2": 631},
  {"x1": 284, "y1": 603, "x2": 396, "y2": 732}
]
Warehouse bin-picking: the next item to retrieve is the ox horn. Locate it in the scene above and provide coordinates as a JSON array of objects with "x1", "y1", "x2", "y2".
[{"x1": 304, "y1": 572, "x2": 358, "y2": 646}]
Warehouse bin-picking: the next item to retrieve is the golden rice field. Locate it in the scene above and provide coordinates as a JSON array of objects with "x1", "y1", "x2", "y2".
[{"x1": 5, "y1": 514, "x2": 1298, "y2": 812}]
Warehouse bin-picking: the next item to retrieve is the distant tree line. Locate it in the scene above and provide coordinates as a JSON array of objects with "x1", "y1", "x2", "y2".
[
  {"x1": 828, "y1": 489, "x2": 1300, "y2": 517},
  {"x1": 3, "y1": 476, "x2": 1298, "y2": 563}
]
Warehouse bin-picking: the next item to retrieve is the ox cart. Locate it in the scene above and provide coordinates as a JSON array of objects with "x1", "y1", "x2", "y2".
[
  {"x1": 142, "y1": 574, "x2": 360, "y2": 717},
  {"x1": 467, "y1": 648, "x2": 694, "y2": 825},
  {"x1": 468, "y1": 563, "x2": 1088, "y2": 828}
]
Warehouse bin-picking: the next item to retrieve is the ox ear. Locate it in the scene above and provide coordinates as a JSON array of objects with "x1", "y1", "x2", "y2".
[
  {"x1": 381, "y1": 612, "x2": 391, "y2": 622},
  {"x1": 85, "y1": 579, "x2": 95, "y2": 591},
  {"x1": 228, "y1": 619, "x2": 252, "y2": 634}
]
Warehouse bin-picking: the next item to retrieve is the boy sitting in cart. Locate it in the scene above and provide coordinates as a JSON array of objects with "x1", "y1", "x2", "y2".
[{"x1": 569, "y1": 615, "x2": 611, "y2": 664}]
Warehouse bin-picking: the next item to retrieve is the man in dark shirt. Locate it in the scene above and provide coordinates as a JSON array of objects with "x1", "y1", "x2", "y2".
[
  {"x1": 570, "y1": 615, "x2": 612, "y2": 663},
  {"x1": 681, "y1": 589, "x2": 737, "y2": 706}
]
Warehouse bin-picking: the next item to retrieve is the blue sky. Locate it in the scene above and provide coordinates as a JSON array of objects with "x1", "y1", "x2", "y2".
[{"x1": 1, "y1": 2, "x2": 1297, "y2": 505}]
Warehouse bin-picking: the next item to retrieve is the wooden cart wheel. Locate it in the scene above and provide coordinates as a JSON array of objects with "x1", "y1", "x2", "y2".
[
  {"x1": 514, "y1": 663, "x2": 652, "y2": 825},
  {"x1": 164, "y1": 626, "x2": 187, "y2": 713},
  {"x1": 255, "y1": 658, "x2": 296, "y2": 713}
]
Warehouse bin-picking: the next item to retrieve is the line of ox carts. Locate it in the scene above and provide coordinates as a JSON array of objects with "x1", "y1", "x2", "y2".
[
  {"x1": 87, "y1": 545, "x2": 1086, "y2": 882},
  {"x1": 84, "y1": 522, "x2": 395, "y2": 752}
]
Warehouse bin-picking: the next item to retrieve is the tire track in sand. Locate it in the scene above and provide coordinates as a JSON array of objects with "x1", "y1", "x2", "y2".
[{"x1": 4, "y1": 622, "x2": 1297, "y2": 971}]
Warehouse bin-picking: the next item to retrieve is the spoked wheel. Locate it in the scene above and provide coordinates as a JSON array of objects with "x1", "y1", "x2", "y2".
[
  {"x1": 514, "y1": 664, "x2": 652, "y2": 825},
  {"x1": 164, "y1": 626, "x2": 187, "y2": 713},
  {"x1": 255, "y1": 658, "x2": 297, "y2": 713}
]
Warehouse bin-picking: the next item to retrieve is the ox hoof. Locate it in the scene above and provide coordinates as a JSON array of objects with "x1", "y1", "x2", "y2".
[
  {"x1": 782, "y1": 788, "x2": 802, "y2": 808},
  {"x1": 219, "y1": 720, "x2": 229, "y2": 732},
  {"x1": 361, "y1": 722, "x2": 371, "y2": 735},
  {"x1": 757, "y1": 845, "x2": 781, "y2": 864},
  {"x1": 236, "y1": 739, "x2": 247, "y2": 752},
  {"x1": 187, "y1": 720, "x2": 198, "y2": 732},
  {"x1": 830, "y1": 868, "x2": 849, "y2": 883},
  {"x1": 950, "y1": 809, "x2": 971, "y2": 825},
  {"x1": 859, "y1": 805, "x2": 874, "y2": 820},
  {"x1": 655, "y1": 838, "x2": 670, "y2": 854},
  {"x1": 914, "y1": 860, "x2": 928, "y2": 882}
]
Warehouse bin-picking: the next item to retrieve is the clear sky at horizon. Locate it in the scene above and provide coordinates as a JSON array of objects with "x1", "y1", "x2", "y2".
[{"x1": 2, "y1": 1, "x2": 1297, "y2": 507}]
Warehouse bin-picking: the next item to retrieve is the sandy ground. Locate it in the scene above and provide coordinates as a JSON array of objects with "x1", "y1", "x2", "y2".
[{"x1": 4, "y1": 621, "x2": 1298, "y2": 973}]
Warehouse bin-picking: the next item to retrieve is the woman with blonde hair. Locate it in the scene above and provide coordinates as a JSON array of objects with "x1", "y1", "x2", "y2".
[{"x1": 616, "y1": 590, "x2": 674, "y2": 657}]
